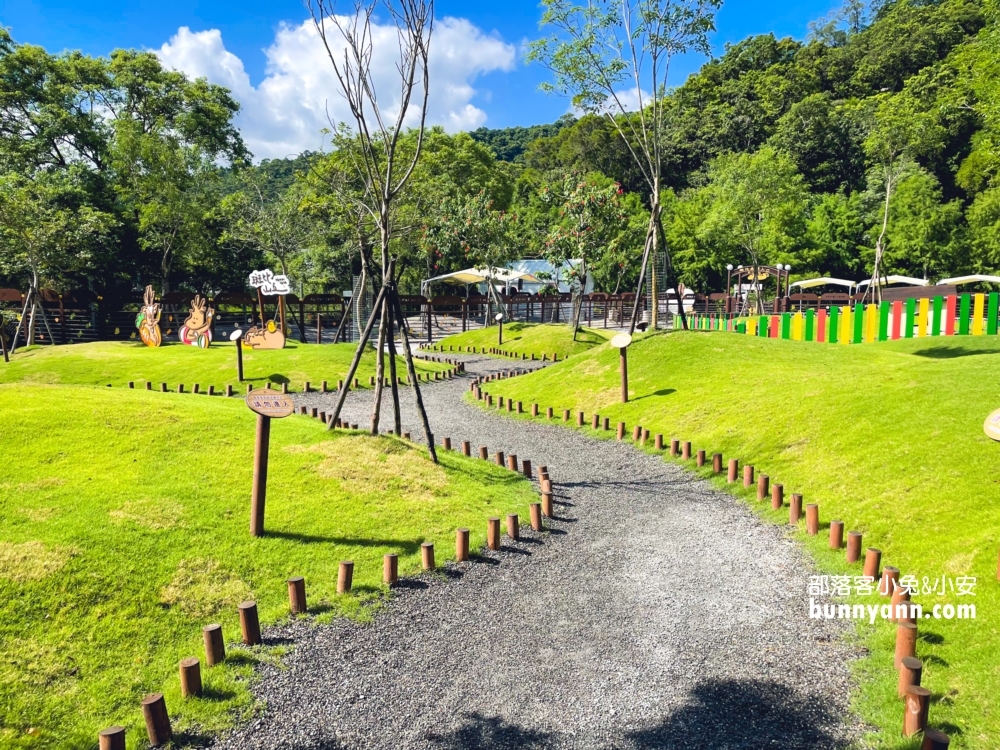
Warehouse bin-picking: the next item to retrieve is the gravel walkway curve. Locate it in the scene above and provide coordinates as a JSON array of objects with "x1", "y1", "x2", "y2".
[{"x1": 213, "y1": 353, "x2": 861, "y2": 750}]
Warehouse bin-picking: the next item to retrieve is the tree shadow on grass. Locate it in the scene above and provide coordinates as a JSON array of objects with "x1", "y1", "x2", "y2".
[
  {"x1": 634, "y1": 388, "x2": 677, "y2": 401},
  {"x1": 908, "y1": 345, "x2": 998, "y2": 359},
  {"x1": 422, "y1": 712, "x2": 554, "y2": 749},
  {"x1": 624, "y1": 678, "x2": 850, "y2": 749}
]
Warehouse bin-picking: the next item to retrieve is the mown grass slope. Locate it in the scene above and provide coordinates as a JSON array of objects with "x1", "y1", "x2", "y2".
[
  {"x1": 0, "y1": 385, "x2": 535, "y2": 749},
  {"x1": 0, "y1": 341, "x2": 449, "y2": 391},
  {"x1": 479, "y1": 330, "x2": 1000, "y2": 749},
  {"x1": 434, "y1": 322, "x2": 611, "y2": 359}
]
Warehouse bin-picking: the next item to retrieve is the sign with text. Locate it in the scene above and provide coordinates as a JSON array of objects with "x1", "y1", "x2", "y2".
[
  {"x1": 245, "y1": 388, "x2": 295, "y2": 419},
  {"x1": 248, "y1": 269, "x2": 291, "y2": 296}
]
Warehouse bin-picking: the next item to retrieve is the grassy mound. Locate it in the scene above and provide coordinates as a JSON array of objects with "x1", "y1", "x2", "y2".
[
  {"x1": 0, "y1": 341, "x2": 450, "y2": 391},
  {"x1": 434, "y1": 322, "x2": 611, "y2": 359},
  {"x1": 0, "y1": 385, "x2": 535, "y2": 748},
  {"x1": 478, "y1": 330, "x2": 1000, "y2": 748}
]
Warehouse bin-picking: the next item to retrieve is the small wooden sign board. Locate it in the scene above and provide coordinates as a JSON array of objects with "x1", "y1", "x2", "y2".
[
  {"x1": 610, "y1": 332, "x2": 632, "y2": 349},
  {"x1": 245, "y1": 388, "x2": 295, "y2": 419},
  {"x1": 983, "y1": 408, "x2": 1000, "y2": 441}
]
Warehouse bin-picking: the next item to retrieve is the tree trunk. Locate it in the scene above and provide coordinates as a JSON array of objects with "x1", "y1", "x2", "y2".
[
  {"x1": 389, "y1": 288, "x2": 438, "y2": 463},
  {"x1": 326, "y1": 282, "x2": 388, "y2": 430},
  {"x1": 385, "y1": 269, "x2": 402, "y2": 436},
  {"x1": 654, "y1": 211, "x2": 688, "y2": 331},
  {"x1": 371, "y1": 298, "x2": 388, "y2": 435}
]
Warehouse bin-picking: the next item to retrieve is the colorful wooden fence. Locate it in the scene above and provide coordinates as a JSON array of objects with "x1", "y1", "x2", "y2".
[{"x1": 675, "y1": 292, "x2": 1000, "y2": 344}]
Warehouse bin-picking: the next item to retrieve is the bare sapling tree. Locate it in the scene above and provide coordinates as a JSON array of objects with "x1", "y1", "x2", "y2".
[
  {"x1": 308, "y1": 0, "x2": 437, "y2": 461},
  {"x1": 528, "y1": 0, "x2": 720, "y2": 333}
]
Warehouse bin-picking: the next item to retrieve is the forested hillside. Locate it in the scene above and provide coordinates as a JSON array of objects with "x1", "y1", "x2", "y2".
[{"x1": 1, "y1": 0, "x2": 999, "y2": 301}]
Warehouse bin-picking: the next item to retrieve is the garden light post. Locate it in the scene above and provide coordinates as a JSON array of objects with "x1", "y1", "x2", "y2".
[
  {"x1": 496, "y1": 312, "x2": 504, "y2": 346},
  {"x1": 611, "y1": 332, "x2": 632, "y2": 403},
  {"x1": 245, "y1": 388, "x2": 294, "y2": 537},
  {"x1": 725, "y1": 264, "x2": 733, "y2": 315},
  {"x1": 230, "y1": 329, "x2": 244, "y2": 381}
]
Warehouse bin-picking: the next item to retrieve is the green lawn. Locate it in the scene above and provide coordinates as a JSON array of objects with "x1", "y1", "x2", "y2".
[
  {"x1": 0, "y1": 384, "x2": 536, "y2": 749},
  {"x1": 478, "y1": 330, "x2": 1000, "y2": 749},
  {"x1": 433, "y1": 322, "x2": 611, "y2": 360},
  {"x1": 0, "y1": 341, "x2": 450, "y2": 392}
]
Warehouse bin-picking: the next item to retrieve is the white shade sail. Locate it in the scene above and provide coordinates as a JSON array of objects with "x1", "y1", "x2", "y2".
[
  {"x1": 936, "y1": 274, "x2": 1000, "y2": 286},
  {"x1": 788, "y1": 277, "x2": 857, "y2": 290},
  {"x1": 422, "y1": 267, "x2": 539, "y2": 287},
  {"x1": 856, "y1": 275, "x2": 928, "y2": 288}
]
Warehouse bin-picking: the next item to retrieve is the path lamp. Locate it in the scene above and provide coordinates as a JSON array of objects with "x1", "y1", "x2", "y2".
[
  {"x1": 230, "y1": 329, "x2": 244, "y2": 381},
  {"x1": 495, "y1": 312, "x2": 504, "y2": 346},
  {"x1": 725, "y1": 264, "x2": 734, "y2": 315},
  {"x1": 611, "y1": 332, "x2": 632, "y2": 403}
]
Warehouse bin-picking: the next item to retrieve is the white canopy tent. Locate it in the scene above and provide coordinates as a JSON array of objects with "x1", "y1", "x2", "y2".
[
  {"x1": 856, "y1": 275, "x2": 929, "y2": 288},
  {"x1": 420, "y1": 267, "x2": 540, "y2": 297},
  {"x1": 937, "y1": 274, "x2": 1000, "y2": 286},
  {"x1": 788, "y1": 277, "x2": 857, "y2": 291}
]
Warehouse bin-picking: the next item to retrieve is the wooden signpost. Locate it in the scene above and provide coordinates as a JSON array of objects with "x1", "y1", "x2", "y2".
[
  {"x1": 245, "y1": 388, "x2": 295, "y2": 536},
  {"x1": 983, "y1": 408, "x2": 1000, "y2": 441},
  {"x1": 610, "y1": 332, "x2": 632, "y2": 403}
]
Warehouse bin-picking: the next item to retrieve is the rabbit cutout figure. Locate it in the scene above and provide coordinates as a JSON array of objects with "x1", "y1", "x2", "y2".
[
  {"x1": 179, "y1": 294, "x2": 214, "y2": 348},
  {"x1": 243, "y1": 319, "x2": 286, "y2": 350},
  {"x1": 136, "y1": 285, "x2": 162, "y2": 347}
]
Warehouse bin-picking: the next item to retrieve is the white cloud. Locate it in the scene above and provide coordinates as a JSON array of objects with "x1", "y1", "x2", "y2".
[
  {"x1": 567, "y1": 86, "x2": 654, "y2": 116},
  {"x1": 156, "y1": 17, "x2": 516, "y2": 161}
]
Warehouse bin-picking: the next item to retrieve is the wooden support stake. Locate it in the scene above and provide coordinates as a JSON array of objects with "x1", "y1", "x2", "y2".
[
  {"x1": 541, "y1": 491, "x2": 554, "y2": 518},
  {"x1": 920, "y1": 728, "x2": 950, "y2": 749},
  {"x1": 421, "y1": 542, "x2": 435, "y2": 570},
  {"x1": 847, "y1": 531, "x2": 863, "y2": 563},
  {"x1": 456, "y1": 528, "x2": 470, "y2": 561},
  {"x1": 593, "y1": 413, "x2": 600, "y2": 429},
  {"x1": 577, "y1": 411, "x2": 585, "y2": 427},
  {"x1": 756, "y1": 474, "x2": 769, "y2": 501},
  {"x1": 479, "y1": 445, "x2": 488, "y2": 460},
  {"x1": 863, "y1": 548, "x2": 882, "y2": 581},
  {"x1": 728, "y1": 458, "x2": 739, "y2": 482},
  {"x1": 338, "y1": 561, "x2": 354, "y2": 593},
  {"x1": 743, "y1": 464, "x2": 754, "y2": 488},
  {"x1": 203, "y1": 624, "x2": 225, "y2": 666},
  {"x1": 563, "y1": 408, "x2": 570, "y2": 421},
  {"x1": 443, "y1": 437, "x2": 452, "y2": 451},
  {"x1": 902, "y1": 685, "x2": 930, "y2": 738},
  {"x1": 771, "y1": 482, "x2": 783, "y2": 509},
  {"x1": 507, "y1": 514, "x2": 520, "y2": 540},
  {"x1": 462, "y1": 440, "x2": 471, "y2": 457},
  {"x1": 805, "y1": 503, "x2": 819, "y2": 535},
  {"x1": 529, "y1": 503, "x2": 542, "y2": 531},
  {"x1": 547, "y1": 406, "x2": 554, "y2": 419},
  {"x1": 141, "y1": 694, "x2": 172, "y2": 746},
  {"x1": 522, "y1": 459, "x2": 532, "y2": 479},
  {"x1": 696, "y1": 449, "x2": 706, "y2": 467},
  {"x1": 655, "y1": 434, "x2": 664, "y2": 451},
  {"x1": 633, "y1": 424, "x2": 642, "y2": 441},
  {"x1": 712, "y1": 453, "x2": 722, "y2": 473},
  {"x1": 495, "y1": 451, "x2": 505, "y2": 467},
  {"x1": 895, "y1": 622, "x2": 918, "y2": 669},
  {"x1": 880, "y1": 566, "x2": 900, "y2": 597},
  {"x1": 532, "y1": 403, "x2": 539, "y2": 417},
  {"x1": 682, "y1": 441, "x2": 692, "y2": 460},
  {"x1": 507, "y1": 454, "x2": 518, "y2": 472},
  {"x1": 898, "y1": 656, "x2": 922, "y2": 698},
  {"x1": 487, "y1": 517, "x2": 501, "y2": 550},
  {"x1": 288, "y1": 576, "x2": 307, "y2": 613},
  {"x1": 603, "y1": 416, "x2": 610, "y2": 430},
  {"x1": 384, "y1": 554, "x2": 398, "y2": 586},
  {"x1": 179, "y1": 657, "x2": 202, "y2": 698},
  {"x1": 98, "y1": 727, "x2": 126, "y2": 750},
  {"x1": 238, "y1": 601, "x2": 261, "y2": 646},
  {"x1": 788, "y1": 493, "x2": 802, "y2": 525},
  {"x1": 617, "y1": 422, "x2": 626, "y2": 440}
]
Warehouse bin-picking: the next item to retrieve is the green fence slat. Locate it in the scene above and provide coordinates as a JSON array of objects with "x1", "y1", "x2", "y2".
[
  {"x1": 781, "y1": 312, "x2": 791, "y2": 339},
  {"x1": 878, "y1": 302, "x2": 890, "y2": 341},
  {"x1": 759, "y1": 315, "x2": 768, "y2": 337},
  {"x1": 853, "y1": 304, "x2": 864, "y2": 343},
  {"x1": 829, "y1": 306, "x2": 840, "y2": 343},
  {"x1": 959, "y1": 294, "x2": 971, "y2": 335},
  {"x1": 805, "y1": 310, "x2": 815, "y2": 341},
  {"x1": 932, "y1": 296, "x2": 943, "y2": 336},
  {"x1": 905, "y1": 298, "x2": 916, "y2": 338},
  {"x1": 990, "y1": 293, "x2": 999, "y2": 335}
]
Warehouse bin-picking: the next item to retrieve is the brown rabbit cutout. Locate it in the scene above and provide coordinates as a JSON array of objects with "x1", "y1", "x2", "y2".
[
  {"x1": 137, "y1": 285, "x2": 162, "y2": 347},
  {"x1": 179, "y1": 294, "x2": 214, "y2": 348}
]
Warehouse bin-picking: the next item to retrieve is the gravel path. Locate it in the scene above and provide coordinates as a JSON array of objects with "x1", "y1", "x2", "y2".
[{"x1": 214, "y1": 353, "x2": 861, "y2": 749}]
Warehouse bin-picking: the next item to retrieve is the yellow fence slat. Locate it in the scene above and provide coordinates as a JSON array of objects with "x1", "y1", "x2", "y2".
[
  {"x1": 840, "y1": 306, "x2": 851, "y2": 345},
  {"x1": 973, "y1": 293, "x2": 985, "y2": 336},
  {"x1": 917, "y1": 298, "x2": 930, "y2": 337}
]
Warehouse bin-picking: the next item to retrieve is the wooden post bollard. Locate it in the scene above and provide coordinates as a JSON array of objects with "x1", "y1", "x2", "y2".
[
  {"x1": 890, "y1": 583, "x2": 911, "y2": 622},
  {"x1": 805, "y1": 503, "x2": 819, "y2": 535},
  {"x1": 712, "y1": 453, "x2": 722, "y2": 473},
  {"x1": 593, "y1": 414, "x2": 600, "y2": 429},
  {"x1": 728, "y1": 458, "x2": 739, "y2": 482},
  {"x1": 696, "y1": 449, "x2": 706, "y2": 467},
  {"x1": 203, "y1": 624, "x2": 225, "y2": 666},
  {"x1": 479, "y1": 446, "x2": 488, "y2": 460},
  {"x1": 563, "y1": 408, "x2": 570, "y2": 422},
  {"x1": 522, "y1": 459, "x2": 532, "y2": 479},
  {"x1": 226, "y1": 384, "x2": 233, "y2": 397},
  {"x1": 633, "y1": 424, "x2": 642, "y2": 441},
  {"x1": 771, "y1": 483, "x2": 783, "y2": 510},
  {"x1": 462, "y1": 440, "x2": 471, "y2": 457},
  {"x1": 743, "y1": 465, "x2": 754, "y2": 488},
  {"x1": 787, "y1": 493, "x2": 802, "y2": 524},
  {"x1": 495, "y1": 451, "x2": 505, "y2": 467},
  {"x1": 160, "y1": 382, "x2": 167, "y2": 392},
  {"x1": 880, "y1": 566, "x2": 900, "y2": 597},
  {"x1": 920, "y1": 728, "x2": 950, "y2": 750},
  {"x1": 532, "y1": 403, "x2": 539, "y2": 417},
  {"x1": 655, "y1": 434, "x2": 663, "y2": 451},
  {"x1": 487, "y1": 517, "x2": 501, "y2": 550},
  {"x1": 304, "y1": 381, "x2": 310, "y2": 393},
  {"x1": 98, "y1": 727, "x2": 126, "y2": 750},
  {"x1": 338, "y1": 561, "x2": 354, "y2": 593},
  {"x1": 507, "y1": 514, "x2": 519, "y2": 541},
  {"x1": 547, "y1": 407, "x2": 554, "y2": 419},
  {"x1": 863, "y1": 547, "x2": 882, "y2": 581},
  {"x1": 845, "y1": 531, "x2": 862, "y2": 562},
  {"x1": 507, "y1": 454, "x2": 518, "y2": 472},
  {"x1": 288, "y1": 577, "x2": 307, "y2": 613},
  {"x1": 421, "y1": 542, "x2": 435, "y2": 570},
  {"x1": 529, "y1": 503, "x2": 542, "y2": 531},
  {"x1": 517, "y1": 401, "x2": 523, "y2": 413},
  {"x1": 141, "y1": 693, "x2": 172, "y2": 746},
  {"x1": 641, "y1": 428, "x2": 649, "y2": 444},
  {"x1": 443, "y1": 437, "x2": 452, "y2": 451},
  {"x1": 682, "y1": 441, "x2": 691, "y2": 460},
  {"x1": 456, "y1": 528, "x2": 470, "y2": 561},
  {"x1": 895, "y1": 621, "x2": 918, "y2": 668},
  {"x1": 145, "y1": 381, "x2": 152, "y2": 390},
  {"x1": 670, "y1": 439, "x2": 679, "y2": 456},
  {"x1": 756, "y1": 474, "x2": 769, "y2": 501},
  {"x1": 829, "y1": 521, "x2": 844, "y2": 548},
  {"x1": 129, "y1": 381, "x2": 135, "y2": 389},
  {"x1": 194, "y1": 383, "x2": 200, "y2": 394},
  {"x1": 898, "y1": 656, "x2": 922, "y2": 698},
  {"x1": 542, "y1": 491, "x2": 553, "y2": 518},
  {"x1": 603, "y1": 416, "x2": 610, "y2": 430},
  {"x1": 238, "y1": 601, "x2": 261, "y2": 646},
  {"x1": 577, "y1": 411, "x2": 584, "y2": 427},
  {"x1": 903, "y1": 685, "x2": 930, "y2": 738},
  {"x1": 384, "y1": 554, "x2": 398, "y2": 586},
  {"x1": 617, "y1": 422, "x2": 626, "y2": 440},
  {"x1": 179, "y1": 657, "x2": 202, "y2": 698}
]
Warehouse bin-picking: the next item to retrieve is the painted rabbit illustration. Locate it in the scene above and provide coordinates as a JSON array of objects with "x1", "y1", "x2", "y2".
[
  {"x1": 179, "y1": 294, "x2": 214, "y2": 348},
  {"x1": 136, "y1": 285, "x2": 162, "y2": 347},
  {"x1": 243, "y1": 319, "x2": 286, "y2": 350}
]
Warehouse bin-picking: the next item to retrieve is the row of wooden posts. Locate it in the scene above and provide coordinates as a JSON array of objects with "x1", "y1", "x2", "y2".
[
  {"x1": 97, "y1": 410, "x2": 554, "y2": 749},
  {"x1": 422, "y1": 341, "x2": 562, "y2": 362},
  {"x1": 474, "y1": 370, "x2": 951, "y2": 748}
]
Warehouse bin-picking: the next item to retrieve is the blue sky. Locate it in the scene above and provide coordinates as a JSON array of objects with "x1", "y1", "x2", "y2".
[{"x1": 0, "y1": 0, "x2": 840, "y2": 158}]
